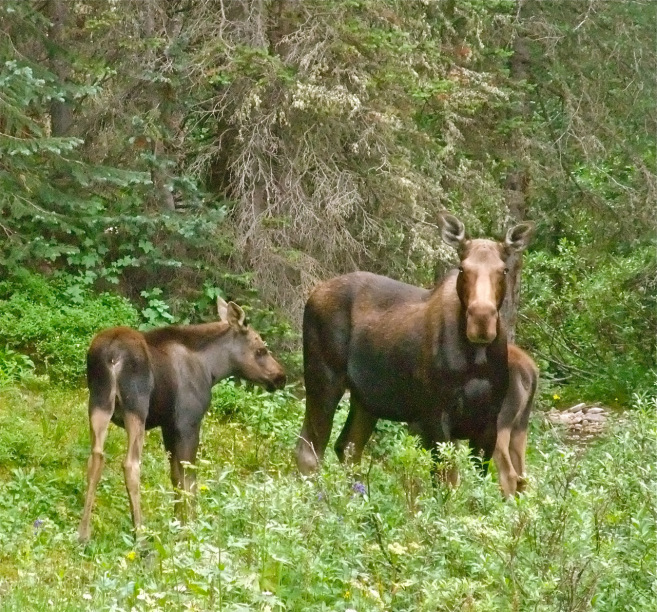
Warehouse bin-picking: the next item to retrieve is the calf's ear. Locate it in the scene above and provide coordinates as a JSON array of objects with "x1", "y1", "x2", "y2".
[
  {"x1": 505, "y1": 222, "x2": 535, "y2": 252},
  {"x1": 438, "y1": 212, "x2": 466, "y2": 251},
  {"x1": 217, "y1": 296, "x2": 229, "y2": 321},
  {"x1": 226, "y1": 302, "x2": 247, "y2": 329}
]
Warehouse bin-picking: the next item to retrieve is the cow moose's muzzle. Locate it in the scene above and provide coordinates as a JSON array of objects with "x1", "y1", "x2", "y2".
[{"x1": 466, "y1": 302, "x2": 499, "y2": 344}]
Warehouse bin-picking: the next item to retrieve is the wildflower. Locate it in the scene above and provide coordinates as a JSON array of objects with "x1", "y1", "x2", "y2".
[
  {"x1": 553, "y1": 394, "x2": 561, "y2": 400},
  {"x1": 317, "y1": 491, "x2": 324, "y2": 501},
  {"x1": 352, "y1": 481, "x2": 366, "y2": 495},
  {"x1": 387, "y1": 542, "x2": 408, "y2": 555},
  {"x1": 82, "y1": 594, "x2": 92, "y2": 601},
  {"x1": 126, "y1": 550, "x2": 137, "y2": 561},
  {"x1": 33, "y1": 519, "x2": 43, "y2": 532},
  {"x1": 198, "y1": 484, "x2": 208, "y2": 492}
]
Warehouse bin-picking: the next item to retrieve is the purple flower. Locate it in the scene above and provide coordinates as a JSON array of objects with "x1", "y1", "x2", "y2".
[
  {"x1": 317, "y1": 491, "x2": 325, "y2": 501},
  {"x1": 352, "y1": 481, "x2": 366, "y2": 496},
  {"x1": 33, "y1": 519, "x2": 43, "y2": 532}
]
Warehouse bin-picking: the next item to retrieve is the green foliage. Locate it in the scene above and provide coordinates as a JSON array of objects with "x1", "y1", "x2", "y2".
[
  {"x1": 0, "y1": 345, "x2": 35, "y2": 388},
  {"x1": 139, "y1": 288, "x2": 177, "y2": 329},
  {"x1": 0, "y1": 270, "x2": 138, "y2": 384},
  {"x1": 0, "y1": 383, "x2": 654, "y2": 610},
  {"x1": 520, "y1": 238, "x2": 656, "y2": 404}
]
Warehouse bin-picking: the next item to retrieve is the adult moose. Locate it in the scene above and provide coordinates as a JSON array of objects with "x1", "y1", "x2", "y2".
[
  {"x1": 78, "y1": 298, "x2": 286, "y2": 542},
  {"x1": 296, "y1": 212, "x2": 534, "y2": 494}
]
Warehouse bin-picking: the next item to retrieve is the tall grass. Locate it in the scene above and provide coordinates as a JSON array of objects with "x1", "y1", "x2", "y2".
[{"x1": 0, "y1": 381, "x2": 654, "y2": 611}]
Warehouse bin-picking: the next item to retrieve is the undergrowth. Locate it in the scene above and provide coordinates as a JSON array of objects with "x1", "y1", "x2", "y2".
[{"x1": 0, "y1": 381, "x2": 654, "y2": 611}]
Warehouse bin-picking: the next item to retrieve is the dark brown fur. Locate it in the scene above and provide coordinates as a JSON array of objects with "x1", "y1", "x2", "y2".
[
  {"x1": 296, "y1": 213, "x2": 534, "y2": 493},
  {"x1": 78, "y1": 299, "x2": 286, "y2": 542}
]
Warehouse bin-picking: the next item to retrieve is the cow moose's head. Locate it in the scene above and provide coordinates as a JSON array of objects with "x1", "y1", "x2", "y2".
[{"x1": 439, "y1": 212, "x2": 534, "y2": 344}]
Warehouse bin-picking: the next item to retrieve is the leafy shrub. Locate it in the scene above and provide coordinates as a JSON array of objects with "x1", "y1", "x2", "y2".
[
  {"x1": 0, "y1": 270, "x2": 139, "y2": 385},
  {"x1": 0, "y1": 345, "x2": 36, "y2": 387},
  {"x1": 520, "y1": 240, "x2": 656, "y2": 405}
]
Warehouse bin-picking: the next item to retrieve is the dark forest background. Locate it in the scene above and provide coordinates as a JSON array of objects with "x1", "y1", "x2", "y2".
[{"x1": 1, "y1": 0, "x2": 655, "y2": 403}]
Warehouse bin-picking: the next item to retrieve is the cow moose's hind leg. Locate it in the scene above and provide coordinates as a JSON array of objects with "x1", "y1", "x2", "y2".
[{"x1": 296, "y1": 363, "x2": 346, "y2": 475}]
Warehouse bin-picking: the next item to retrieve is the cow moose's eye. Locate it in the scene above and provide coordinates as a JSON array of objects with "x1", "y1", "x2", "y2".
[
  {"x1": 458, "y1": 266, "x2": 464, "y2": 274},
  {"x1": 256, "y1": 347, "x2": 268, "y2": 357},
  {"x1": 503, "y1": 268, "x2": 509, "y2": 275}
]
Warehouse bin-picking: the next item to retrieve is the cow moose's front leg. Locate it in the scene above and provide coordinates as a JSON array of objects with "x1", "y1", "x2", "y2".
[
  {"x1": 413, "y1": 412, "x2": 460, "y2": 488},
  {"x1": 334, "y1": 398, "x2": 377, "y2": 465},
  {"x1": 296, "y1": 366, "x2": 346, "y2": 475}
]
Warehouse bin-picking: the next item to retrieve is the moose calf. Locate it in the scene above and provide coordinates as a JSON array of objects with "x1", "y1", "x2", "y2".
[{"x1": 78, "y1": 298, "x2": 286, "y2": 542}]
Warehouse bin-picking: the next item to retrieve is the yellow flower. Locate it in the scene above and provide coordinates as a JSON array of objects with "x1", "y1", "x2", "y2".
[
  {"x1": 344, "y1": 590, "x2": 351, "y2": 599},
  {"x1": 553, "y1": 394, "x2": 561, "y2": 400},
  {"x1": 198, "y1": 484, "x2": 209, "y2": 492},
  {"x1": 126, "y1": 550, "x2": 137, "y2": 561}
]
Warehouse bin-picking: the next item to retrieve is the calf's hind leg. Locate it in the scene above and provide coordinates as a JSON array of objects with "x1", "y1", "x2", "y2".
[
  {"x1": 78, "y1": 408, "x2": 113, "y2": 543},
  {"x1": 509, "y1": 428, "x2": 528, "y2": 492},
  {"x1": 123, "y1": 412, "x2": 146, "y2": 533},
  {"x1": 493, "y1": 426, "x2": 518, "y2": 498}
]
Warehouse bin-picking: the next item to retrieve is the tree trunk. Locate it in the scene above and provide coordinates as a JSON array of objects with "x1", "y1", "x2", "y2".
[
  {"x1": 142, "y1": 0, "x2": 176, "y2": 211},
  {"x1": 46, "y1": 0, "x2": 72, "y2": 137},
  {"x1": 502, "y1": 3, "x2": 532, "y2": 343}
]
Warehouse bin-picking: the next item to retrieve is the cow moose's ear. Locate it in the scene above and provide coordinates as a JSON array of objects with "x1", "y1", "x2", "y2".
[
  {"x1": 217, "y1": 296, "x2": 229, "y2": 321},
  {"x1": 438, "y1": 212, "x2": 466, "y2": 251},
  {"x1": 505, "y1": 222, "x2": 535, "y2": 252},
  {"x1": 226, "y1": 301, "x2": 247, "y2": 330}
]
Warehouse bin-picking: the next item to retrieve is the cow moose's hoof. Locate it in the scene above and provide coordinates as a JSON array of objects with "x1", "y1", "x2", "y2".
[{"x1": 296, "y1": 440, "x2": 321, "y2": 475}]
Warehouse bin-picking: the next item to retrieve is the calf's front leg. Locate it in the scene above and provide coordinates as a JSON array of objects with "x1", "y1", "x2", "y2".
[{"x1": 164, "y1": 426, "x2": 201, "y2": 523}]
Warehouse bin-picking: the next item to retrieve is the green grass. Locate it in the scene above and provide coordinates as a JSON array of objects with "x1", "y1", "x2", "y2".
[{"x1": 0, "y1": 381, "x2": 655, "y2": 611}]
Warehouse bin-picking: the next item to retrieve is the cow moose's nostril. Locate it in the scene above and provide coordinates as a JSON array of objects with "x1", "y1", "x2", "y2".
[{"x1": 466, "y1": 302, "x2": 498, "y2": 344}]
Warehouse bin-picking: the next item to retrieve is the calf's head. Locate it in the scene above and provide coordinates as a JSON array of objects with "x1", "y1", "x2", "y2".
[
  {"x1": 439, "y1": 212, "x2": 534, "y2": 344},
  {"x1": 217, "y1": 297, "x2": 287, "y2": 391}
]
